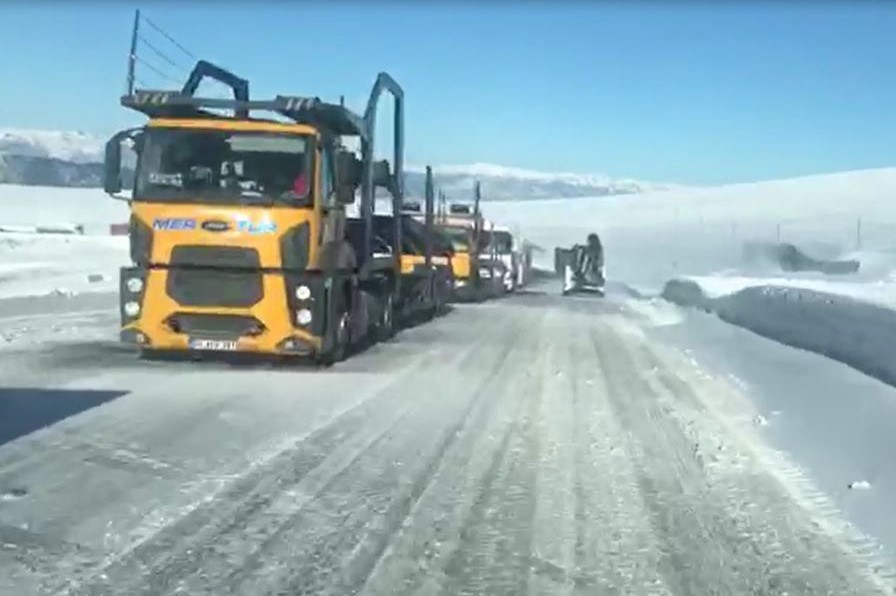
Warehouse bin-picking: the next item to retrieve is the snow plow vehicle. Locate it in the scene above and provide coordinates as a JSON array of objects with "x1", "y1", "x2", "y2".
[
  {"x1": 103, "y1": 59, "x2": 442, "y2": 363},
  {"x1": 557, "y1": 237, "x2": 606, "y2": 297}
]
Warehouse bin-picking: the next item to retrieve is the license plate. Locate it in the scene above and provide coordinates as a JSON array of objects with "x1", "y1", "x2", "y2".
[{"x1": 189, "y1": 338, "x2": 238, "y2": 351}]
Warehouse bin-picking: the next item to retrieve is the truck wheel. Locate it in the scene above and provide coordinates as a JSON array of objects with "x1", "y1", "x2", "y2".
[
  {"x1": 376, "y1": 291, "x2": 395, "y2": 341},
  {"x1": 434, "y1": 279, "x2": 446, "y2": 315},
  {"x1": 318, "y1": 303, "x2": 350, "y2": 366}
]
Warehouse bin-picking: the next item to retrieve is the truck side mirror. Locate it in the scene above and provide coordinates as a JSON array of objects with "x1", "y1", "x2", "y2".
[
  {"x1": 104, "y1": 128, "x2": 142, "y2": 199},
  {"x1": 335, "y1": 150, "x2": 361, "y2": 205},
  {"x1": 104, "y1": 136, "x2": 123, "y2": 195},
  {"x1": 373, "y1": 160, "x2": 391, "y2": 188}
]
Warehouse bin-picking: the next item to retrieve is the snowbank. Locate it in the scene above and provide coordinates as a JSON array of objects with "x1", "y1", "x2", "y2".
[
  {"x1": 686, "y1": 273, "x2": 896, "y2": 310},
  {"x1": 0, "y1": 184, "x2": 129, "y2": 298},
  {"x1": 665, "y1": 280, "x2": 896, "y2": 388},
  {"x1": 0, "y1": 233, "x2": 127, "y2": 299},
  {"x1": 0, "y1": 184, "x2": 128, "y2": 235}
]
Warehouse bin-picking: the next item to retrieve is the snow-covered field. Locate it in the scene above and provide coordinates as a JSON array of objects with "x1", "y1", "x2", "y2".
[
  {"x1": 5, "y1": 167, "x2": 896, "y2": 303},
  {"x1": 0, "y1": 233, "x2": 127, "y2": 299},
  {"x1": 488, "y1": 166, "x2": 896, "y2": 296},
  {"x1": 0, "y1": 184, "x2": 128, "y2": 299},
  {"x1": 0, "y1": 183, "x2": 128, "y2": 233}
]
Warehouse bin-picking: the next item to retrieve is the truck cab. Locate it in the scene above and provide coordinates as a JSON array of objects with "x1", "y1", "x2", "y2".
[
  {"x1": 482, "y1": 225, "x2": 518, "y2": 293},
  {"x1": 104, "y1": 60, "x2": 405, "y2": 363},
  {"x1": 437, "y1": 211, "x2": 479, "y2": 301}
]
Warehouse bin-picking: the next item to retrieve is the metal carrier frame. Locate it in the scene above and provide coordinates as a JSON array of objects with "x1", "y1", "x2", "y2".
[{"x1": 122, "y1": 59, "x2": 405, "y2": 279}]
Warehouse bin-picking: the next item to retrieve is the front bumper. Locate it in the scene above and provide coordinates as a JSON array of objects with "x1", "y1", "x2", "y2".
[
  {"x1": 451, "y1": 278, "x2": 478, "y2": 302},
  {"x1": 119, "y1": 266, "x2": 326, "y2": 356}
]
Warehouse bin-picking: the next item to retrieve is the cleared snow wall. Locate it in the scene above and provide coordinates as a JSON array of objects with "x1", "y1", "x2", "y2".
[{"x1": 665, "y1": 281, "x2": 896, "y2": 388}]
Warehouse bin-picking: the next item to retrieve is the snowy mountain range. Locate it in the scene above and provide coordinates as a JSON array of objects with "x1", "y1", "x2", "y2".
[
  {"x1": 0, "y1": 129, "x2": 108, "y2": 187},
  {"x1": 0, "y1": 128, "x2": 676, "y2": 198},
  {"x1": 404, "y1": 163, "x2": 678, "y2": 201}
]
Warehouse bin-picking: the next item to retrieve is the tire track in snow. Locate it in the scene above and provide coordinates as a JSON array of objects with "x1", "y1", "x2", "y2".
[
  {"x1": 228, "y1": 307, "x2": 532, "y2": 596},
  {"x1": 563, "y1": 311, "x2": 670, "y2": 595},
  {"x1": 589, "y1": 313, "x2": 895, "y2": 596},
  {"x1": 59, "y1": 306, "x2": 523, "y2": 596},
  {"x1": 634, "y1": 329, "x2": 896, "y2": 593},
  {"x1": 50, "y1": 350, "x2": 448, "y2": 594},
  {"x1": 437, "y1": 336, "x2": 543, "y2": 596},
  {"x1": 356, "y1": 305, "x2": 554, "y2": 596},
  {"x1": 4, "y1": 289, "x2": 896, "y2": 595}
]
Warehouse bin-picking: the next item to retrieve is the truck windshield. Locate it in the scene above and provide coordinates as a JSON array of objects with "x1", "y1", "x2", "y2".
[
  {"x1": 133, "y1": 127, "x2": 313, "y2": 206},
  {"x1": 442, "y1": 226, "x2": 471, "y2": 252},
  {"x1": 487, "y1": 231, "x2": 513, "y2": 253}
]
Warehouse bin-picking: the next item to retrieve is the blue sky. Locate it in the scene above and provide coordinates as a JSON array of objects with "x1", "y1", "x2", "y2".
[{"x1": 1, "y1": 2, "x2": 895, "y2": 185}]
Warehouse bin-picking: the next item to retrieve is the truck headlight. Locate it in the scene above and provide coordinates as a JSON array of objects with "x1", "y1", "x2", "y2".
[
  {"x1": 124, "y1": 301, "x2": 140, "y2": 317},
  {"x1": 126, "y1": 277, "x2": 144, "y2": 293},
  {"x1": 296, "y1": 308, "x2": 313, "y2": 325},
  {"x1": 295, "y1": 285, "x2": 311, "y2": 300}
]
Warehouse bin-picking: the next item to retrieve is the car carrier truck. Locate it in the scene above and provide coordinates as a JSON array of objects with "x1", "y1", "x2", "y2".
[
  {"x1": 103, "y1": 59, "x2": 442, "y2": 363},
  {"x1": 424, "y1": 182, "x2": 499, "y2": 302},
  {"x1": 368, "y1": 166, "x2": 454, "y2": 321}
]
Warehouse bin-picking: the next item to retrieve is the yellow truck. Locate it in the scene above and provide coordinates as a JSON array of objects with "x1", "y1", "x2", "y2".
[
  {"x1": 103, "y1": 60, "x2": 441, "y2": 363},
  {"x1": 429, "y1": 182, "x2": 503, "y2": 302}
]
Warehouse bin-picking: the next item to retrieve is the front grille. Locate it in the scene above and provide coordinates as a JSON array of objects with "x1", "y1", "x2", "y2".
[
  {"x1": 167, "y1": 245, "x2": 263, "y2": 307},
  {"x1": 170, "y1": 245, "x2": 261, "y2": 269},
  {"x1": 166, "y1": 313, "x2": 263, "y2": 338}
]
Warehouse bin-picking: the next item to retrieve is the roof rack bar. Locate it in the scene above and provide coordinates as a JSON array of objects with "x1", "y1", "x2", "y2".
[
  {"x1": 123, "y1": 95, "x2": 291, "y2": 112},
  {"x1": 180, "y1": 60, "x2": 249, "y2": 117},
  {"x1": 120, "y1": 91, "x2": 367, "y2": 136}
]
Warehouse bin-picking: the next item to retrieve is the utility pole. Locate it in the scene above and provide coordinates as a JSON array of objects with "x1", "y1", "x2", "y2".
[
  {"x1": 425, "y1": 166, "x2": 434, "y2": 269},
  {"x1": 126, "y1": 9, "x2": 140, "y2": 95},
  {"x1": 473, "y1": 181, "x2": 482, "y2": 248}
]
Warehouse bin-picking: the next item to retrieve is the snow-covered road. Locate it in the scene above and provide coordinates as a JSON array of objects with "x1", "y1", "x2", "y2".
[{"x1": 1, "y1": 287, "x2": 895, "y2": 595}]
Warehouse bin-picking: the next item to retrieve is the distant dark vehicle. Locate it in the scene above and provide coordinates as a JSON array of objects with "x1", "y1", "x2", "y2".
[{"x1": 743, "y1": 242, "x2": 860, "y2": 275}]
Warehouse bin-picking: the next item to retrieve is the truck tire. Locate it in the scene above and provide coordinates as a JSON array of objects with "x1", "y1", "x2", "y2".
[
  {"x1": 376, "y1": 290, "x2": 396, "y2": 341},
  {"x1": 434, "y1": 278, "x2": 446, "y2": 316},
  {"x1": 317, "y1": 296, "x2": 350, "y2": 366}
]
